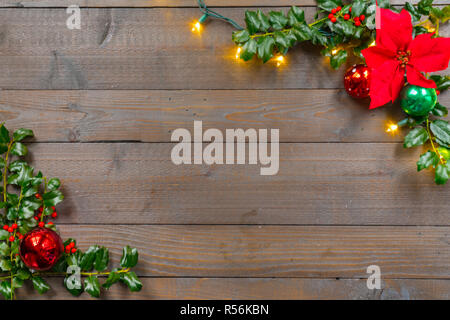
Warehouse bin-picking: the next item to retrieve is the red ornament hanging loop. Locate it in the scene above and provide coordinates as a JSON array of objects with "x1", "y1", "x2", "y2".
[
  {"x1": 19, "y1": 227, "x2": 64, "y2": 271},
  {"x1": 344, "y1": 64, "x2": 371, "y2": 98}
]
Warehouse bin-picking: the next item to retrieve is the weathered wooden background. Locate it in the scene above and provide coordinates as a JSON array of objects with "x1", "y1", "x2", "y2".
[{"x1": 0, "y1": 0, "x2": 448, "y2": 299}]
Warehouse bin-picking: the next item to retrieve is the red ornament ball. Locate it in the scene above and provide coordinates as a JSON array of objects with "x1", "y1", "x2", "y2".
[
  {"x1": 344, "y1": 64, "x2": 371, "y2": 98},
  {"x1": 20, "y1": 227, "x2": 63, "y2": 271}
]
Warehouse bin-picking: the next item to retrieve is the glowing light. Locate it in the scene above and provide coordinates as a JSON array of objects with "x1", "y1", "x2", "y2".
[
  {"x1": 235, "y1": 47, "x2": 242, "y2": 59},
  {"x1": 386, "y1": 123, "x2": 398, "y2": 134},
  {"x1": 191, "y1": 21, "x2": 201, "y2": 33},
  {"x1": 331, "y1": 49, "x2": 339, "y2": 55},
  {"x1": 369, "y1": 40, "x2": 376, "y2": 47},
  {"x1": 426, "y1": 26, "x2": 436, "y2": 33},
  {"x1": 275, "y1": 55, "x2": 285, "y2": 67}
]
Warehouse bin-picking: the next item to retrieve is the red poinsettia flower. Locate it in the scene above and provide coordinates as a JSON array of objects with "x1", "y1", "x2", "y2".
[{"x1": 362, "y1": 8, "x2": 450, "y2": 109}]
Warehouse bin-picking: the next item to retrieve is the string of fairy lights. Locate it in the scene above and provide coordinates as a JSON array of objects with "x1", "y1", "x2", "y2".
[{"x1": 190, "y1": 1, "x2": 439, "y2": 135}]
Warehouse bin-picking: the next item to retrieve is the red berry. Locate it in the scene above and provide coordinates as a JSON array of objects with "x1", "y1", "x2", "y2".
[
  {"x1": 436, "y1": 90, "x2": 440, "y2": 95},
  {"x1": 35, "y1": 193, "x2": 41, "y2": 199},
  {"x1": 39, "y1": 207, "x2": 43, "y2": 212},
  {"x1": 12, "y1": 223, "x2": 17, "y2": 230},
  {"x1": 3, "y1": 225, "x2": 8, "y2": 231},
  {"x1": 360, "y1": 15, "x2": 365, "y2": 21},
  {"x1": 331, "y1": 8, "x2": 337, "y2": 14},
  {"x1": 38, "y1": 221, "x2": 44, "y2": 228},
  {"x1": 65, "y1": 245, "x2": 71, "y2": 251},
  {"x1": 331, "y1": 17, "x2": 337, "y2": 23},
  {"x1": 7, "y1": 227, "x2": 13, "y2": 233},
  {"x1": 70, "y1": 242, "x2": 75, "y2": 248},
  {"x1": 52, "y1": 206, "x2": 56, "y2": 211},
  {"x1": 9, "y1": 236, "x2": 14, "y2": 242},
  {"x1": 48, "y1": 221, "x2": 54, "y2": 225},
  {"x1": 349, "y1": 7, "x2": 352, "y2": 12},
  {"x1": 337, "y1": 6, "x2": 342, "y2": 11},
  {"x1": 344, "y1": 14, "x2": 350, "y2": 20},
  {"x1": 18, "y1": 234, "x2": 23, "y2": 240},
  {"x1": 328, "y1": 13, "x2": 334, "y2": 19},
  {"x1": 65, "y1": 249, "x2": 70, "y2": 254},
  {"x1": 355, "y1": 20, "x2": 361, "y2": 27},
  {"x1": 34, "y1": 216, "x2": 39, "y2": 221},
  {"x1": 71, "y1": 248, "x2": 77, "y2": 254},
  {"x1": 51, "y1": 212, "x2": 58, "y2": 218}
]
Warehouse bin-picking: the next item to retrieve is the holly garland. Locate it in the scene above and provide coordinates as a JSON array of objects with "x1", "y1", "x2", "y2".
[
  {"x1": 227, "y1": 0, "x2": 450, "y2": 185},
  {"x1": 0, "y1": 124, "x2": 142, "y2": 299}
]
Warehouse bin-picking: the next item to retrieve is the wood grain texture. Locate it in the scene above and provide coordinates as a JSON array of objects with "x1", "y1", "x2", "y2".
[
  {"x1": 16, "y1": 278, "x2": 450, "y2": 300},
  {"x1": 2, "y1": 90, "x2": 448, "y2": 143},
  {"x1": 0, "y1": 8, "x2": 446, "y2": 90},
  {"x1": 49, "y1": 225, "x2": 449, "y2": 278},
  {"x1": 12, "y1": 142, "x2": 450, "y2": 225},
  {"x1": 1, "y1": 0, "x2": 446, "y2": 8}
]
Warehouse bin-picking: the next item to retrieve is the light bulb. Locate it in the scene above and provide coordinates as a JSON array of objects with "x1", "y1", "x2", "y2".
[
  {"x1": 386, "y1": 123, "x2": 398, "y2": 134},
  {"x1": 235, "y1": 47, "x2": 242, "y2": 59},
  {"x1": 275, "y1": 55, "x2": 284, "y2": 67}
]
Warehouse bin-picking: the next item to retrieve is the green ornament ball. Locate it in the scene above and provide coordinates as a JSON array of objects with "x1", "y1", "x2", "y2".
[{"x1": 400, "y1": 85, "x2": 437, "y2": 117}]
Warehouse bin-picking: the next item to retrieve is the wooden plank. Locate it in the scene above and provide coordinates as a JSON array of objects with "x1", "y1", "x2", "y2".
[
  {"x1": 16, "y1": 277, "x2": 450, "y2": 300},
  {"x1": 39, "y1": 225, "x2": 449, "y2": 278},
  {"x1": 0, "y1": 8, "x2": 446, "y2": 90},
  {"x1": 5, "y1": 90, "x2": 448, "y2": 143},
  {"x1": 16, "y1": 143, "x2": 450, "y2": 225},
  {"x1": 2, "y1": 0, "x2": 447, "y2": 8}
]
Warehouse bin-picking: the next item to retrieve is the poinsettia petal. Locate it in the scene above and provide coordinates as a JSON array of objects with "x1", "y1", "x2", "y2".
[
  {"x1": 408, "y1": 34, "x2": 450, "y2": 72},
  {"x1": 362, "y1": 46, "x2": 396, "y2": 69},
  {"x1": 390, "y1": 66, "x2": 406, "y2": 103},
  {"x1": 406, "y1": 66, "x2": 437, "y2": 88},
  {"x1": 369, "y1": 60, "x2": 399, "y2": 109},
  {"x1": 376, "y1": 9, "x2": 413, "y2": 52}
]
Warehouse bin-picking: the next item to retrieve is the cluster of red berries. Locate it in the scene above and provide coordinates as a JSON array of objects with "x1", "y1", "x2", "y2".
[
  {"x1": 65, "y1": 241, "x2": 77, "y2": 254},
  {"x1": 33, "y1": 194, "x2": 58, "y2": 228},
  {"x1": 328, "y1": 7, "x2": 365, "y2": 26},
  {"x1": 328, "y1": 6, "x2": 343, "y2": 23},
  {"x1": 2, "y1": 223, "x2": 21, "y2": 242}
]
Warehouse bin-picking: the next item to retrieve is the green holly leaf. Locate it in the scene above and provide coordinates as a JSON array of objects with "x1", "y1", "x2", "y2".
[
  {"x1": 240, "y1": 38, "x2": 257, "y2": 61},
  {"x1": 292, "y1": 23, "x2": 312, "y2": 41},
  {"x1": 317, "y1": 0, "x2": 342, "y2": 11},
  {"x1": 47, "y1": 178, "x2": 61, "y2": 191},
  {"x1": 417, "y1": 0, "x2": 433, "y2": 15},
  {"x1": 329, "y1": 50, "x2": 348, "y2": 69},
  {"x1": 256, "y1": 10, "x2": 270, "y2": 32},
  {"x1": 0, "y1": 230, "x2": 8, "y2": 241},
  {"x1": 404, "y1": 127, "x2": 429, "y2": 148},
  {"x1": 0, "y1": 259, "x2": 12, "y2": 271},
  {"x1": 430, "y1": 75, "x2": 450, "y2": 92},
  {"x1": 31, "y1": 276, "x2": 50, "y2": 294},
  {"x1": 245, "y1": 11, "x2": 260, "y2": 34},
  {"x1": 0, "y1": 281, "x2": 12, "y2": 300},
  {"x1": 310, "y1": 28, "x2": 328, "y2": 46},
  {"x1": 0, "y1": 243, "x2": 9, "y2": 256},
  {"x1": 417, "y1": 151, "x2": 439, "y2": 171},
  {"x1": 431, "y1": 103, "x2": 448, "y2": 117},
  {"x1": 120, "y1": 245, "x2": 139, "y2": 268},
  {"x1": 287, "y1": 6, "x2": 305, "y2": 26},
  {"x1": 0, "y1": 125, "x2": 10, "y2": 144},
  {"x1": 430, "y1": 120, "x2": 450, "y2": 145},
  {"x1": 435, "y1": 163, "x2": 450, "y2": 185},
  {"x1": 42, "y1": 190, "x2": 64, "y2": 207},
  {"x1": 121, "y1": 272, "x2": 142, "y2": 292},
  {"x1": 16, "y1": 268, "x2": 31, "y2": 280},
  {"x1": 257, "y1": 36, "x2": 275, "y2": 63},
  {"x1": 94, "y1": 247, "x2": 109, "y2": 272},
  {"x1": 12, "y1": 277, "x2": 23, "y2": 289},
  {"x1": 274, "y1": 31, "x2": 290, "y2": 51},
  {"x1": 13, "y1": 128, "x2": 34, "y2": 142},
  {"x1": 7, "y1": 207, "x2": 18, "y2": 220},
  {"x1": 64, "y1": 275, "x2": 83, "y2": 297},
  {"x1": 80, "y1": 245, "x2": 99, "y2": 271},
  {"x1": 232, "y1": 30, "x2": 250, "y2": 44},
  {"x1": 10, "y1": 142, "x2": 27, "y2": 157},
  {"x1": 102, "y1": 271, "x2": 121, "y2": 289},
  {"x1": 405, "y1": 2, "x2": 422, "y2": 21},
  {"x1": 352, "y1": 0, "x2": 367, "y2": 16},
  {"x1": 269, "y1": 11, "x2": 288, "y2": 30},
  {"x1": 84, "y1": 276, "x2": 101, "y2": 298}
]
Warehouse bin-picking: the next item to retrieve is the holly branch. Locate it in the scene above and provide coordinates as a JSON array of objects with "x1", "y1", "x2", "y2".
[
  {"x1": 232, "y1": 0, "x2": 449, "y2": 69},
  {"x1": 0, "y1": 124, "x2": 142, "y2": 299}
]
